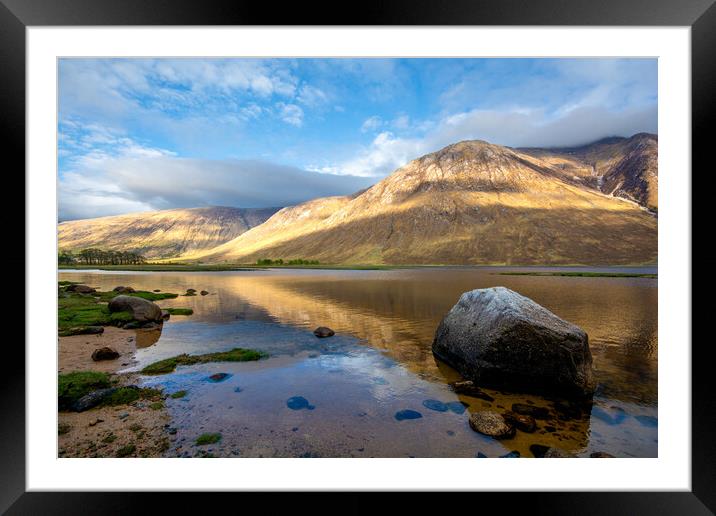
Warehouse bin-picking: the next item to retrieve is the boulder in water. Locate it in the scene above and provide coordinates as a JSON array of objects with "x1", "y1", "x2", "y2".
[{"x1": 432, "y1": 287, "x2": 593, "y2": 399}]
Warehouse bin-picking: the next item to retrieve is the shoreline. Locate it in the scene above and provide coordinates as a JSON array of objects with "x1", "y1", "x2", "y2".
[
  {"x1": 59, "y1": 263, "x2": 659, "y2": 273},
  {"x1": 58, "y1": 327, "x2": 172, "y2": 458}
]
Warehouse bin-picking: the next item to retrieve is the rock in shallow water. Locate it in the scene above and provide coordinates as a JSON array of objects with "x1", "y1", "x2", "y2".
[
  {"x1": 432, "y1": 287, "x2": 594, "y2": 399},
  {"x1": 468, "y1": 411, "x2": 515, "y2": 439},
  {"x1": 445, "y1": 401, "x2": 467, "y2": 415},
  {"x1": 511, "y1": 403, "x2": 550, "y2": 420},
  {"x1": 503, "y1": 412, "x2": 537, "y2": 433},
  {"x1": 422, "y1": 399, "x2": 448, "y2": 412},
  {"x1": 313, "y1": 326, "x2": 335, "y2": 338},
  {"x1": 395, "y1": 409, "x2": 422, "y2": 421},
  {"x1": 109, "y1": 295, "x2": 163, "y2": 323},
  {"x1": 207, "y1": 373, "x2": 231, "y2": 383},
  {"x1": 287, "y1": 396, "x2": 315, "y2": 410},
  {"x1": 590, "y1": 451, "x2": 615, "y2": 458},
  {"x1": 449, "y1": 380, "x2": 495, "y2": 401},
  {"x1": 634, "y1": 415, "x2": 657, "y2": 428}
]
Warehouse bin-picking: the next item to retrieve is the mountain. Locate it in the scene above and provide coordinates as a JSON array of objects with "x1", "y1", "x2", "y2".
[
  {"x1": 58, "y1": 206, "x2": 280, "y2": 259},
  {"x1": 185, "y1": 138, "x2": 658, "y2": 266},
  {"x1": 519, "y1": 133, "x2": 658, "y2": 211}
]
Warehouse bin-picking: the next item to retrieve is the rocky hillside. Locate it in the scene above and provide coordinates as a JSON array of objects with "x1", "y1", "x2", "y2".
[
  {"x1": 187, "y1": 138, "x2": 658, "y2": 266},
  {"x1": 58, "y1": 206, "x2": 279, "y2": 259},
  {"x1": 519, "y1": 133, "x2": 658, "y2": 211}
]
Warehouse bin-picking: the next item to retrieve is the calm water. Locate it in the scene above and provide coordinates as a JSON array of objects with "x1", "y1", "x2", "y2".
[{"x1": 59, "y1": 267, "x2": 658, "y2": 458}]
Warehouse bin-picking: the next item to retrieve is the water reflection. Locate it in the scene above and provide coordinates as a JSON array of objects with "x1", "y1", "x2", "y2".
[{"x1": 59, "y1": 267, "x2": 657, "y2": 457}]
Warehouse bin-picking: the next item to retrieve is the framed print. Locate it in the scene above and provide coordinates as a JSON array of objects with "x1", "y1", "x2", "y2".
[{"x1": 4, "y1": 0, "x2": 714, "y2": 512}]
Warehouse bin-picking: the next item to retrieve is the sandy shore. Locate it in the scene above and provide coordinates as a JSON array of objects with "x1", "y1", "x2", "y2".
[{"x1": 58, "y1": 328, "x2": 174, "y2": 458}]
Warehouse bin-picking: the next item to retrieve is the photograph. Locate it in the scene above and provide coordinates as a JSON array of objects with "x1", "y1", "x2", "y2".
[{"x1": 55, "y1": 56, "x2": 659, "y2": 460}]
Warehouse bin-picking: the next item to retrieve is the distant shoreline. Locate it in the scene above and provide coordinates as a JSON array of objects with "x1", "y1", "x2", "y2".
[{"x1": 58, "y1": 263, "x2": 658, "y2": 273}]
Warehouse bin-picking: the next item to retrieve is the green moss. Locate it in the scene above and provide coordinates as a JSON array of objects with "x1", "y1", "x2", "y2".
[
  {"x1": 196, "y1": 433, "x2": 221, "y2": 445},
  {"x1": 93, "y1": 290, "x2": 179, "y2": 302},
  {"x1": 166, "y1": 308, "x2": 193, "y2": 316},
  {"x1": 141, "y1": 348, "x2": 267, "y2": 375},
  {"x1": 57, "y1": 292, "x2": 133, "y2": 332},
  {"x1": 101, "y1": 386, "x2": 163, "y2": 407},
  {"x1": 149, "y1": 401, "x2": 164, "y2": 410},
  {"x1": 116, "y1": 444, "x2": 136, "y2": 457},
  {"x1": 170, "y1": 390, "x2": 187, "y2": 399},
  {"x1": 141, "y1": 356, "x2": 184, "y2": 375},
  {"x1": 101, "y1": 433, "x2": 117, "y2": 443},
  {"x1": 58, "y1": 371, "x2": 110, "y2": 410}
]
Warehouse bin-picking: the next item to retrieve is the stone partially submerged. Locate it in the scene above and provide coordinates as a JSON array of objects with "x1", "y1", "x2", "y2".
[
  {"x1": 432, "y1": 287, "x2": 594, "y2": 399},
  {"x1": 108, "y1": 295, "x2": 163, "y2": 323}
]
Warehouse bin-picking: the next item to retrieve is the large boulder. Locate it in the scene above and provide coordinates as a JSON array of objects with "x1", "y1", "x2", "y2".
[
  {"x1": 432, "y1": 287, "x2": 593, "y2": 399},
  {"x1": 66, "y1": 284, "x2": 96, "y2": 294},
  {"x1": 108, "y1": 295, "x2": 163, "y2": 323}
]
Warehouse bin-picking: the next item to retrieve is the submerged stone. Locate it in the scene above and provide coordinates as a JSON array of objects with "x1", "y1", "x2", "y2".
[
  {"x1": 234, "y1": 387, "x2": 243, "y2": 393},
  {"x1": 468, "y1": 411, "x2": 515, "y2": 439},
  {"x1": 445, "y1": 401, "x2": 467, "y2": 414},
  {"x1": 207, "y1": 373, "x2": 232, "y2": 383},
  {"x1": 635, "y1": 415, "x2": 658, "y2": 428},
  {"x1": 422, "y1": 399, "x2": 449, "y2": 412},
  {"x1": 395, "y1": 409, "x2": 422, "y2": 421},
  {"x1": 499, "y1": 450, "x2": 521, "y2": 458},
  {"x1": 592, "y1": 406, "x2": 626, "y2": 425},
  {"x1": 287, "y1": 396, "x2": 315, "y2": 410},
  {"x1": 590, "y1": 451, "x2": 615, "y2": 458},
  {"x1": 530, "y1": 444, "x2": 550, "y2": 458},
  {"x1": 511, "y1": 403, "x2": 550, "y2": 420}
]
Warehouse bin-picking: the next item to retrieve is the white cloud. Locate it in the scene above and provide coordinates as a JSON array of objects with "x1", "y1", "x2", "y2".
[
  {"x1": 360, "y1": 116, "x2": 383, "y2": 133},
  {"x1": 277, "y1": 103, "x2": 304, "y2": 127},
  {"x1": 297, "y1": 85, "x2": 329, "y2": 107},
  {"x1": 326, "y1": 104, "x2": 657, "y2": 177}
]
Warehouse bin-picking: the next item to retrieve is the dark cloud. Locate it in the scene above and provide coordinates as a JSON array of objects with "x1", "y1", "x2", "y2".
[{"x1": 59, "y1": 157, "x2": 376, "y2": 220}]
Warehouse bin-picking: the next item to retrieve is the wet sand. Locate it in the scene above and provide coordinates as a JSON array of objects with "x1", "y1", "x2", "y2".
[{"x1": 58, "y1": 328, "x2": 172, "y2": 458}]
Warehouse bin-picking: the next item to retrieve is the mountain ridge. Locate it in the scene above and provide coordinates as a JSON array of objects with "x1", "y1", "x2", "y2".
[
  {"x1": 184, "y1": 135, "x2": 657, "y2": 265},
  {"x1": 58, "y1": 206, "x2": 279, "y2": 259}
]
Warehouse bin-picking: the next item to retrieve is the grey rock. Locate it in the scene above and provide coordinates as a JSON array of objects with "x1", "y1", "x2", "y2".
[
  {"x1": 66, "y1": 284, "x2": 96, "y2": 294},
  {"x1": 468, "y1": 411, "x2": 515, "y2": 439},
  {"x1": 113, "y1": 286, "x2": 135, "y2": 293},
  {"x1": 70, "y1": 388, "x2": 118, "y2": 412},
  {"x1": 161, "y1": 310, "x2": 171, "y2": 320},
  {"x1": 432, "y1": 287, "x2": 593, "y2": 398},
  {"x1": 108, "y1": 295, "x2": 163, "y2": 322}
]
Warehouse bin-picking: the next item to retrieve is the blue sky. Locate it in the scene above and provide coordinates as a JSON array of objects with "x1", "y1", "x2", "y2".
[{"x1": 58, "y1": 58, "x2": 657, "y2": 220}]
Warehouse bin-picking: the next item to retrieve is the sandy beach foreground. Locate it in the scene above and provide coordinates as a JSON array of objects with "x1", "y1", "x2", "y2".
[{"x1": 58, "y1": 328, "x2": 172, "y2": 458}]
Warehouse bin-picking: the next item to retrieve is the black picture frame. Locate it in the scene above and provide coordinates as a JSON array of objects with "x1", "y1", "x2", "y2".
[{"x1": 3, "y1": 0, "x2": 713, "y2": 512}]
